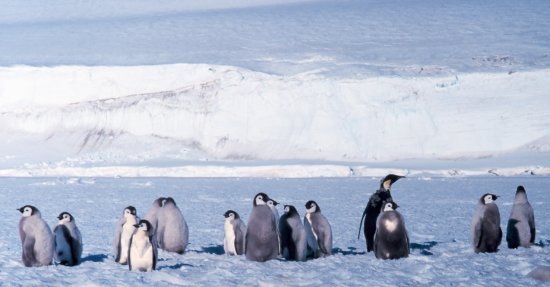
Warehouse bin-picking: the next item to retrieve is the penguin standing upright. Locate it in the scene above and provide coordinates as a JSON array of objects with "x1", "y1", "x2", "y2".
[
  {"x1": 144, "y1": 197, "x2": 165, "y2": 244},
  {"x1": 359, "y1": 174, "x2": 404, "y2": 252},
  {"x1": 245, "y1": 193, "x2": 279, "y2": 262},
  {"x1": 279, "y1": 205, "x2": 307, "y2": 261},
  {"x1": 128, "y1": 219, "x2": 157, "y2": 272},
  {"x1": 267, "y1": 198, "x2": 281, "y2": 255},
  {"x1": 18, "y1": 205, "x2": 54, "y2": 267},
  {"x1": 113, "y1": 206, "x2": 138, "y2": 264},
  {"x1": 507, "y1": 186, "x2": 536, "y2": 248},
  {"x1": 304, "y1": 200, "x2": 332, "y2": 258},
  {"x1": 223, "y1": 210, "x2": 247, "y2": 256},
  {"x1": 471, "y1": 193, "x2": 502, "y2": 253},
  {"x1": 157, "y1": 197, "x2": 189, "y2": 254},
  {"x1": 373, "y1": 201, "x2": 409, "y2": 260},
  {"x1": 53, "y1": 212, "x2": 83, "y2": 266}
]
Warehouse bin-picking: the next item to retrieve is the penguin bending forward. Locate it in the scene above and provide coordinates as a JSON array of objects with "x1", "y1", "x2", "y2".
[
  {"x1": 373, "y1": 201, "x2": 409, "y2": 260},
  {"x1": 113, "y1": 206, "x2": 138, "y2": 264},
  {"x1": 245, "y1": 193, "x2": 279, "y2": 262},
  {"x1": 471, "y1": 193, "x2": 502, "y2": 253},
  {"x1": 157, "y1": 197, "x2": 189, "y2": 254},
  {"x1": 144, "y1": 197, "x2": 165, "y2": 245},
  {"x1": 506, "y1": 186, "x2": 535, "y2": 249},
  {"x1": 223, "y1": 210, "x2": 247, "y2": 256},
  {"x1": 359, "y1": 174, "x2": 404, "y2": 252},
  {"x1": 128, "y1": 219, "x2": 157, "y2": 272},
  {"x1": 18, "y1": 205, "x2": 54, "y2": 267},
  {"x1": 279, "y1": 205, "x2": 307, "y2": 261},
  {"x1": 304, "y1": 200, "x2": 332, "y2": 258},
  {"x1": 53, "y1": 212, "x2": 83, "y2": 266}
]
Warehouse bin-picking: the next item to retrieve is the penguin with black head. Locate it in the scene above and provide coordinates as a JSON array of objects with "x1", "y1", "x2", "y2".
[{"x1": 358, "y1": 174, "x2": 404, "y2": 252}]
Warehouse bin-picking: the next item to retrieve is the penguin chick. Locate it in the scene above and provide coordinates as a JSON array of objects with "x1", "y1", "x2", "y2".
[
  {"x1": 373, "y1": 201, "x2": 409, "y2": 260},
  {"x1": 223, "y1": 210, "x2": 247, "y2": 256},
  {"x1": 304, "y1": 200, "x2": 332, "y2": 258},
  {"x1": 53, "y1": 212, "x2": 83, "y2": 266},
  {"x1": 472, "y1": 193, "x2": 502, "y2": 253},
  {"x1": 506, "y1": 186, "x2": 535, "y2": 249},
  {"x1": 18, "y1": 205, "x2": 54, "y2": 267},
  {"x1": 113, "y1": 206, "x2": 138, "y2": 264},
  {"x1": 279, "y1": 205, "x2": 307, "y2": 261},
  {"x1": 245, "y1": 193, "x2": 279, "y2": 262},
  {"x1": 128, "y1": 219, "x2": 157, "y2": 272},
  {"x1": 157, "y1": 197, "x2": 189, "y2": 254}
]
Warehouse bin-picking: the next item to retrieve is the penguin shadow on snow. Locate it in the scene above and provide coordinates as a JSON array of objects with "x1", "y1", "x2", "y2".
[
  {"x1": 156, "y1": 257, "x2": 195, "y2": 270},
  {"x1": 198, "y1": 244, "x2": 225, "y2": 255},
  {"x1": 80, "y1": 253, "x2": 109, "y2": 263},
  {"x1": 332, "y1": 247, "x2": 366, "y2": 256},
  {"x1": 409, "y1": 241, "x2": 438, "y2": 256},
  {"x1": 534, "y1": 239, "x2": 550, "y2": 248}
]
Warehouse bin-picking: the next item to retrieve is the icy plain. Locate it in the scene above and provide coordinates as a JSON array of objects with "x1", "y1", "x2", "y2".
[{"x1": 1, "y1": 177, "x2": 549, "y2": 286}]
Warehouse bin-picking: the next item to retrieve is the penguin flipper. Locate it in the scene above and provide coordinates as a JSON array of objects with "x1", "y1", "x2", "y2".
[
  {"x1": 528, "y1": 212, "x2": 536, "y2": 243},
  {"x1": 113, "y1": 219, "x2": 125, "y2": 261},
  {"x1": 127, "y1": 235, "x2": 133, "y2": 271},
  {"x1": 22, "y1": 236, "x2": 37, "y2": 267},
  {"x1": 234, "y1": 223, "x2": 245, "y2": 255},
  {"x1": 473, "y1": 220, "x2": 483, "y2": 249},
  {"x1": 151, "y1": 234, "x2": 158, "y2": 270},
  {"x1": 59, "y1": 225, "x2": 78, "y2": 266},
  {"x1": 357, "y1": 207, "x2": 367, "y2": 240}
]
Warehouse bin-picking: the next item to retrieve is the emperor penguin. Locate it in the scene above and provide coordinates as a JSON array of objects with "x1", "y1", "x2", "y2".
[
  {"x1": 223, "y1": 210, "x2": 247, "y2": 256},
  {"x1": 279, "y1": 205, "x2": 307, "y2": 261},
  {"x1": 53, "y1": 212, "x2": 83, "y2": 266},
  {"x1": 359, "y1": 174, "x2": 404, "y2": 252},
  {"x1": 373, "y1": 201, "x2": 409, "y2": 260},
  {"x1": 128, "y1": 219, "x2": 157, "y2": 272},
  {"x1": 506, "y1": 186, "x2": 535, "y2": 249},
  {"x1": 143, "y1": 197, "x2": 165, "y2": 245},
  {"x1": 245, "y1": 192, "x2": 279, "y2": 262},
  {"x1": 471, "y1": 193, "x2": 502, "y2": 253},
  {"x1": 113, "y1": 206, "x2": 138, "y2": 264},
  {"x1": 304, "y1": 200, "x2": 332, "y2": 258},
  {"x1": 18, "y1": 205, "x2": 54, "y2": 267},
  {"x1": 157, "y1": 197, "x2": 189, "y2": 254}
]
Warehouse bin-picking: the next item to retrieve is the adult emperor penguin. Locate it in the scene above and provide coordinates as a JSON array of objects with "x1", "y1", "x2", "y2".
[
  {"x1": 506, "y1": 186, "x2": 536, "y2": 249},
  {"x1": 18, "y1": 205, "x2": 54, "y2": 267},
  {"x1": 157, "y1": 197, "x2": 189, "y2": 254},
  {"x1": 245, "y1": 192, "x2": 279, "y2": 262},
  {"x1": 279, "y1": 205, "x2": 307, "y2": 261},
  {"x1": 113, "y1": 206, "x2": 138, "y2": 264},
  {"x1": 144, "y1": 197, "x2": 165, "y2": 244},
  {"x1": 373, "y1": 201, "x2": 409, "y2": 260},
  {"x1": 359, "y1": 174, "x2": 404, "y2": 252},
  {"x1": 304, "y1": 200, "x2": 332, "y2": 258},
  {"x1": 471, "y1": 193, "x2": 502, "y2": 253},
  {"x1": 128, "y1": 219, "x2": 157, "y2": 272},
  {"x1": 53, "y1": 212, "x2": 83, "y2": 266},
  {"x1": 223, "y1": 210, "x2": 247, "y2": 256}
]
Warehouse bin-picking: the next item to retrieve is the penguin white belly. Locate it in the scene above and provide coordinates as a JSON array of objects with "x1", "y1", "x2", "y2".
[
  {"x1": 306, "y1": 214, "x2": 318, "y2": 240},
  {"x1": 224, "y1": 220, "x2": 237, "y2": 255},
  {"x1": 130, "y1": 234, "x2": 153, "y2": 272},
  {"x1": 119, "y1": 223, "x2": 135, "y2": 263},
  {"x1": 383, "y1": 218, "x2": 398, "y2": 233}
]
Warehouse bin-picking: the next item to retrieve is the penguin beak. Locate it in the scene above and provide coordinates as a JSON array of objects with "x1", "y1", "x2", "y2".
[
  {"x1": 17, "y1": 208, "x2": 23, "y2": 213},
  {"x1": 133, "y1": 224, "x2": 140, "y2": 228},
  {"x1": 57, "y1": 215, "x2": 64, "y2": 220}
]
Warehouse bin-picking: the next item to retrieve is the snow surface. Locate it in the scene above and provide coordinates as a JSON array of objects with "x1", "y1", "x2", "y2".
[
  {"x1": 1, "y1": 177, "x2": 549, "y2": 286},
  {"x1": 1, "y1": 0, "x2": 549, "y2": 177}
]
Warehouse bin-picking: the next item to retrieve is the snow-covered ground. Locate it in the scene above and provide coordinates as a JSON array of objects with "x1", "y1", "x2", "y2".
[
  {"x1": 1, "y1": 0, "x2": 550, "y2": 177},
  {"x1": 1, "y1": 176, "x2": 548, "y2": 285}
]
